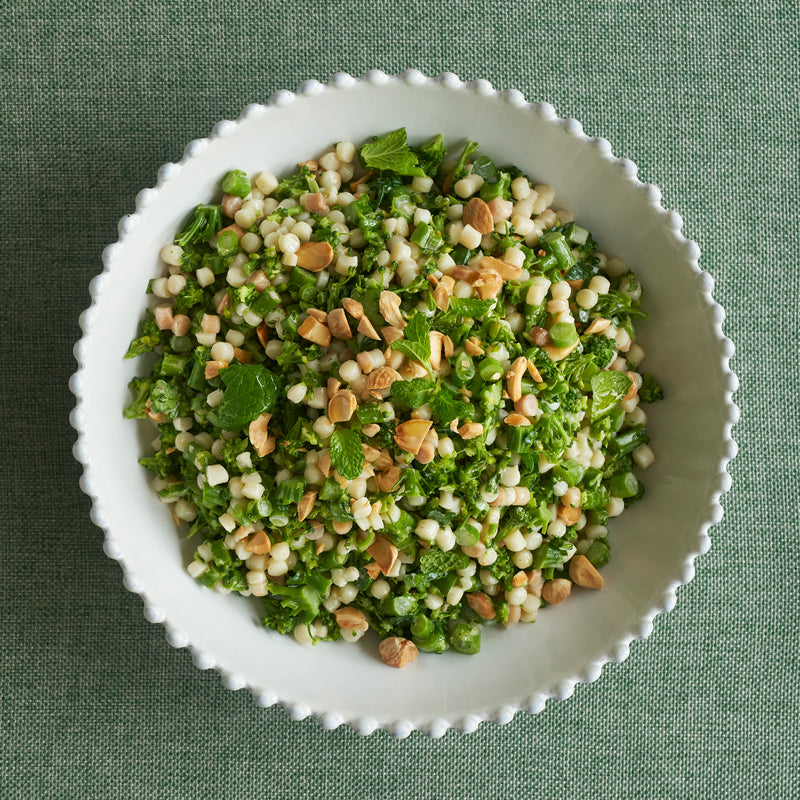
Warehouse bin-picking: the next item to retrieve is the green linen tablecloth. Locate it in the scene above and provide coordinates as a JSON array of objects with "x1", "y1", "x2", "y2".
[{"x1": 2, "y1": 1, "x2": 798, "y2": 797}]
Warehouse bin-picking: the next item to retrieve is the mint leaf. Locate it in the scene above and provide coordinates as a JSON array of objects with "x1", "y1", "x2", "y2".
[
  {"x1": 390, "y1": 311, "x2": 431, "y2": 372},
  {"x1": 360, "y1": 128, "x2": 425, "y2": 177},
  {"x1": 391, "y1": 378, "x2": 435, "y2": 409},
  {"x1": 590, "y1": 370, "x2": 632, "y2": 420},
  {"x1": 213, "y1": 364, "x2": 281, "y2": 430},
  {"x1": 329, "y1": 429, "x2": 365, "y2": 480},
  {"x1": 419, "y1": 550, "x2": 470, "y2": 575},
  {"x1": 429, "y1": 388, "x2": 473, "y2": 425},
  {"x1": 447, "y1": 298, "x2": 494, "y2": 318}
]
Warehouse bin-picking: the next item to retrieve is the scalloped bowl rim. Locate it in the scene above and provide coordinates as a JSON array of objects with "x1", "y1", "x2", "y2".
[{"x1": 70, "y1": 70, "x2": 738, "y2": 738}]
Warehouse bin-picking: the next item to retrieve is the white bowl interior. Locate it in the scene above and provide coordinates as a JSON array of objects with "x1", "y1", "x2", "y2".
[{"x1": 75, "y1": 76, "x2": 733, "y2": 730}]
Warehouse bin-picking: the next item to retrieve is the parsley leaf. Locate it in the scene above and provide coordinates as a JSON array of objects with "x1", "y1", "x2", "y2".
[
  {"x1": 213, "y1": 364, "x2": 281, "y2": 431},
  {"x1": 360, "y1": 128, "x2": 425, "y2": 177},
  {"x1": 590, "y1": 370, "x2": 632, "y2": 420},
  {"x1": 329, "y1": 429, "x2": 365, "y2": 480}
]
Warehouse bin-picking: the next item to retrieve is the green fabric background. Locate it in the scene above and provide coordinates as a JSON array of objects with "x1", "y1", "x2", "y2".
[{"x1": 2, "y1": 0, "x2": 798, "y2": 797}]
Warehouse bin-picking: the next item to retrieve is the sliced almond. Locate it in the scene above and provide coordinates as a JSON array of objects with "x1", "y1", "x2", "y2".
[
  {"x1": 514, "y1": 394, "x2": 540, "y2": 417},
  {"x1": 247, "y1": 270, "x2": 269, "y2": 292},
  {"x1": 569, "y1": 555, "x2": 604, "y2": 590},
  {"x1": 317, "y1": 450, "x2": 332, "y2": 477},
  {"x1": 367, "y1": 536, "x2": 399, "y2": 575},
  {"x1": 557, "y1": 503, "x2": 581, "y2": 525},
  {"x1": 362, "y1": 423, "x2": 380, "y2": 437},
  {"x1": 327, "y1": 307, "x2": 352, "y2": 340},
  {"x1": 429, "y1": 331, "x2": 444, "y2": 370},
  {"x1": 306, "y1": 307, "x2": 327, "y2": 323},
  {"x1": 256, "y1": 322, "x2": 269, "y2": 348},
  {"x1": 365, "y1": 562, "x2": 382, "y2": 580},
  {"x1": 297, "y1": 490, "x2": 318, "y2": 522},
  {"x1": 505, "y1": 604, "x2": 521, "y2": 627},
  {"x1": 248, "y1": 412, "x2": 274, "y2": 457},
  {"x1": 414, "y1": 439, "x2": 436, "y2": 464},
  {"x1": 480, "y1": 255, "x2": 522, "y2": 281},
  {"x1": 216, "y1": 293, "x2": 231, "y2": 315},
  {"x1": 328, "y1": 389, "x2": 357, "y2": 423},
  {"x1": 204, "y1": 359, "x2": 228, "y2": 379},
  {"x1": 488, "y1": 196, "x2": 513, "y2": 222},
  {"x1": 334, "y1": 606, "x2": 369, "y2": 632},
  {"x1": 342, "y1": 298, "x2": 364, "y2": 320},
  {"x1": 623, "y1": 371, "x2": 640, "y2": 403},
  {"x1": 298, "y1": 316, "x2": 331, "y2": 347},
  {"x1": 232, "y1": 347, "x2": 251, "y2": 364},
  {"x1": 381, "y1": 325, "x2": 404, "y2": 345},
  {"x1": 332, "y1": 519, "x2": 352, "y2": 535},
  {"x1": 473, "y1": 269, "x2": 503, "y2": 300},
  {"x1": 527, "y1": 569, "x2": 545, "y2": 597},
  {"x1": 375, "y1": 466, "x2": 401, "y2": 493},
  {"x1": 374, "y1": 449, "x2": 393, "y2": 471},
  {"x1": 301, "y1": 192, "x2": 327, "y2": 213},
  {"x1": 441, "y1": 334, "x2": 454, "y2": 359},
  {"x1": 542, "y1": 578, "x2": 572, "y2": 605},
  {"x1": 466, "y1": 592, "x2": 496, "y2": 620},
  {"x1": 379, "y1": 636, "x2": 418, "y2": 668},
  {"x1": 298, "y1": 159, "x2": 319, "y2": 171},
  {"x1": 543, "y1": 339, "x2": 580, "y2": 362},
  {"x1": 326, "y1": 376, "x2": 341, "y2": 397},
  {"x1": 584, "y1": 317, "x2": 611, "y2": 335},
  {"x1": 394, "y1": 419, "x2": 433, "y2": 455},
  {"x1": 450, "y1": 266, "x2": 480, "y2": 282},
  {"x1": 463, "y1": 197, "x2": 494, "y2": 235},
  {"x1": 512, "y1": 571, "x2": 529, "y2": 588},
  {"x1": 458, "y1": 422, "x2": 484, "y2": 440},
  {"x1": 145, "y1": 400, "x2": 167, "y2": 423},
  {"x1": 379, "y1": 291, "x2": 406, "y2": 328},
  {"x1": 505, "y1": 413, "x2": 531, "y2": 427},
  {"x1": 367, "y1": 366, "x2": 402, "y2": 396},
  {"x1": 295, "y1": 241, "x2": 334, "y2": 272},
  {"x1": 464, "y1": 337, "x2": 485, "y2": 357},
  {"x1": 244, "y1": 530, "x2": 271, "y2": 554},
  {"x1": 566, "y1": 278, "x2": 584, "y2": 291},
  {"x1": 506, "y1": 356, "x2": 527, "y2": 403},
  {"x1": 526, "y1": 358, "x2": 543, "y2": 383},
  {"x1": 357, "y1": 315, "x2": 380, "y2": 340},
  {"x1": 400, "y1": 360, "x2": 429, "y2": 380}
]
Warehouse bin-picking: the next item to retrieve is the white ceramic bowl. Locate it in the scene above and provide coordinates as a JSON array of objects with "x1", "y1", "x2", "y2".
[{"x1": 70, "y1": 71, "x2": 738, "y2": 737}]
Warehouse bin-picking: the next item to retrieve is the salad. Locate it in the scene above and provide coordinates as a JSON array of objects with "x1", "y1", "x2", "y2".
[{"x1": 124, "y1": 129, "x2": 663, "y2": 668}]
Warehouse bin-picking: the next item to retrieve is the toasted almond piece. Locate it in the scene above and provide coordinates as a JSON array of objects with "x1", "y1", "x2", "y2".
[
  {"x1": 506, "y1": 356, "x2": 527, "y2": 403},
  {"x1": 449, "y1": 419, "x2": 460, "y2": 433},
  {"x1": 458, "y1": 422, "x2": 484, "y2": 440},
  {"x1": 328, "y1": 389, "x2": 357, "y2": 423},
  {"x1": 505, "y1": 413, "x2": 531, "y2": 427},
  {"x1": 441, "y1": 334, "x2": 455, "y2": 359},
  {"x1": 318, "y1": 451, "x2": 332, "y2": 477},
  {"x1": 342, "y1": 298, "x2": 364, "y2": 319},
  {"x1": 334, "y1": 606, "x2": 369, "y2": 632},
  {"x1": 171, "y1": 314, "x2": 191, "y2": 336},
  {"x1": 375, "y1": 465, "x2": 401, "y2": 493},
  {"x1": 394, "y1": 419, "x2": 433, "y2": 455},
  {"x1": 298, "y1": 316, "x2": 331, "y2": 347},
  {"x1": 542, "y1": 578, "x2": 572, "y2": 605},
  {"x1": 244, "y1": 530, "x2": 271, "y2": 554},
  {"x1": 464, "y1": 337, "x2": 485, "y2": 357},
  {"x1": 327, "y1": 377, "x2": 341, "y2": 397},
  {"x1": 301, "y1": 192, "x2": 327, "y2": 213},
  {"x1": 544, "y1": 339, "x2": 580, "y2": 362},
  {"x1": 297, "y1": 490, "x2": 318, "y2": 522},
  {"x1": 567, "y1": 278, "x2": 584, "y2": 291},
  {"x1": 232, "y1": 347, "x2": 251, "y2": 364},
  {"x1": 623, "y1": 370, "x2": 640, "y2": 403},
  {"x1": 219, "y1": 223, "x2": 245, "y2": 240},
  {"x1": 379, "y1": 291, "x2": 406, "y2": 328},
  {"x1": 204, "y1": 359, "x2": 228, "y2": 379},
  {"x1": 365, "y1": 562, "x2": 382, "y2": 579},
  {"x1": 480, "y1": 255, "x2": 522, "y2": 281},
  {"x1": 296, "y1": 241, "x2": 334, "y2": 272},
  {"x1": 306, "y1": 307, "x2": 327, "y2": 323},
  {"x1": 569, "y1": 555, "x2": 604, "y2": 589},
  {"x1": 380, "y1": 325, "x2": 404, "y2": 345},
  {"x1": 401, "y1": 360, "x2": 429, "y2": 380},
  {"x1": 154, "y1": 305, "x2": 173, "y2": 331},
  {"x1": 367, "y1": 536, "x2": 399, "y2": 575},
  {"x1": 488, "y1": 196, "x2": 513, "y2": 222},
  {"x1": 466, "y1": 592, "x2": 496, "y2": 620},
  {"x1": 414, "y1": 439, "x2": 436, "y2": 464},
  {"x1": 247, "y1": 270, "x2": 269, "y2": 292},
  {"x1": 216, "y1": 293, "x2": 231, "y2": 315},
  {"x1": 463, "y1": 197, "x2": 495, "y2": 235},
  {"x1": 362, "y1": 443, "x2": 381, "y2": 462},
  {"x1": 145, "y1": 399, "x2": 167, "y2": 423},
  {"x1": 527, "y1": 569, "x2": 545, "y2": 597},
  {"x1": 327, "y1": 307, "x2": 352, "y2": 340},
  {"x1": 367, "y1": 366, "x2": 402, "y2": 396},
  {"x1": 248, "y1": 412, "x2": 274, "y2": 457},
  {"x1": 450, "y1": 266, "x2": 480, "y2": 282},
  {"x1": 505, "y1": 604, "x2": 521, "y2": 627},
  {"x1": 584, "y1": 317, "x2": 611, "y2": 335},
  {"x1": 257, "y1": 322, "x2": 269, "y2": 348},
  {"x1": 514, "y1": 394, "x2": 540, "y2": 417},
  {"x1": 201, "y1": 313, "x2": 220, "y2": 334},
  {"x1": 473, "y1": 269, "x2": 503, "y2": 299},
  {"x1": 529, "y1": 326, "x2": 550, "y2": 347},
  {"x1": 298, "y1": 159, "x2": 319, "y2": 171},
  {"x1": 332, "y1": 519, "x2": 352, "y2": 535},
  {"x1": 557, "y1": 503, "x2": 581, "y2": 525},
  {"x1": 357, "y1": 315, "x2": 380, "y2": 340},
  {"x1": 221, "y1": 193, "x2": 244, "y2": 218},
  {"x1": 374, "y1": 449, "x2": 393, "y2": 471},
  {"x1": 512, "y1": 571, "x2": 529, "y2": 588},
  {"x1": 526, "y1": 358, "x2": 543, "y2": 383},
  {"x1": 433, "y1": 283, "x2": 450, "y2": 312},
  {"x1": 362, "y1": 423, "x2": 380, "y2": 437},
  {"x1": 429, "y1": 331, "x2": 444, "y2": 370},
  {"x1": 379, "y1": 636, "x2": 418, "y2": 668}
]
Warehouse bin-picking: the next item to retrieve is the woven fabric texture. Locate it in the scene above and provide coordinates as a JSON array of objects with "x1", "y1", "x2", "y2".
[{"x1": 2, "y1": 0, "x2": 798, "y2": 798}]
